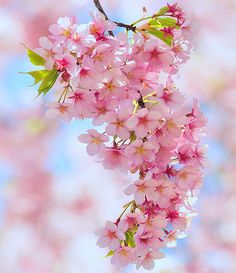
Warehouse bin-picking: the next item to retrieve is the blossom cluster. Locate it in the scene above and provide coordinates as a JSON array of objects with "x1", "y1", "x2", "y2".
[{"x1": 24, "y1": 3, "x2": 207, "y2": 270}]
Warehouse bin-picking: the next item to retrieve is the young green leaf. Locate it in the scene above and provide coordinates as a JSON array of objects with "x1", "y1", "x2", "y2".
[
  {"x1": 157, "y1": 6, "x2": 169, "y2": 16},
  {"x1": 22, "y1": 44, "x2": 46, "y2": 66},
  {"x1": 38, "y1": 69, "x2": 59, "y2": 96},
  {"x1": 149, "y1": 19, "x2": 163, "y2": 28},
  {"x1": 105, "y1": 250, "x2": 114, "y2": 258},
  {"x1": 125, "y1": 230, "x2": 136, "y2": 248},
  {"x1": 21, "y1": 70, "x2": 51, "y2": 86},
  {"x1": 157, "y1": 17, "x2": 179, "y2": 28},
  {"x1": 147, "y1": 29, "x2": 173, "y2": 46}
]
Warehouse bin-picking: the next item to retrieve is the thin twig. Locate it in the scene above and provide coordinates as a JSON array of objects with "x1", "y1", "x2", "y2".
[
  {"x1": 113, "y1": 21, "x2": 136, "y2": 32},
  {"x1": 137, "y1": 91, "x2": 145, "y2": 108},
  {"x1": 93, "y1": 0, "x2": 136, "y2": 34},
  {"x1": 93, "y1": 0, "x2": 114, "y2": 36},
  {"x1": 93, "y1": 0, "x2": 109, "y2": 19}
]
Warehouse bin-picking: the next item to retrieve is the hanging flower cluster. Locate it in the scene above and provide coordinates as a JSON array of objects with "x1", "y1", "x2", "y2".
[{"x1": 23, "y1": 2, "x2": 207, "y2": 271}]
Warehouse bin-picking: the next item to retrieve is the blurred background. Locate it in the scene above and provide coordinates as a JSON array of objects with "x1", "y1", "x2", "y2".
[{"x1": 0, "y1": 0, "x2": 236, "y2": 272}]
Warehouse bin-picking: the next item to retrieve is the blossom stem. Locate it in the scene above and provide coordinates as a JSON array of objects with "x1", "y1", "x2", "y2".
[
  {"x1": 131, "y1": 16, "x2": 154, "y2": 26},
  {"x1": 116, "y1": 201, "x2": 134, "y2": 224},
  {"x1": 147, "y1": 101, "x2": 159, "y2": 109},
  {"x1": 58, "y1": 87, "x2": 67, "y2": 103}
]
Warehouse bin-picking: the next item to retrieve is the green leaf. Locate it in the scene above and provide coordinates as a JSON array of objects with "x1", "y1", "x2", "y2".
[
  {"x1": 125, "y1": 230, "x2": 136, "y2": 248},
  {"x1": 38, "y1": 69, "x2": 59, "y2": 96},
  {"x1": 157, "y1": 6, "x2": 169, "y2": 16},
  {"x1": 147, "y1": 29, "x2": 173, "y2": 46},
  {"x1": 105, "y1": 250, "x2": 114, "y2": 258},
  {"x1": 130, "y1": 131, "x2": 137, "y2": 143},
  {"x1": 22, "y1": 44, "x2": 46, "y2": 66},
  {"x1": 20, "y1": 70, "x2": 51, "y2": 86},
  {"x1": 156, "y1": 17, "x2": 179, "y2": 28},
  {"x1": 149, "y1": 19, "x2": 163, "y2": 28},
  {"x1": 21, "y1": 68, "x2": 59, "y2": 97}
]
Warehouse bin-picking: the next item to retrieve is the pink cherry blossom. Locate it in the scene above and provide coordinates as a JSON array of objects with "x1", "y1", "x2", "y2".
[
  {"x1": 71, "y1": 65, "x2": 100, "y2": 90},
  {"x1": 177, "y1": 144, "x2": 194, "y2": 165},
  {"x1": 84, "y1": 43, "x2": 113, "y2": 72},
  {"x1": 89, "y1": 11, "x2": 116, "y2": 38},
  {"x1": 125, "y1": 140, "x2": 156, "y2": 166},
  {"x1": 24, "y1": 4, "x2": 206, "y2": 270},
  {"x1": 105, "y1": 109, "x2": 132, "y2": 139},
  {"x1": 69, "y1": 23, "x2": 96, "y2": 50},
  {"x1": 134, "y1": 225, "x2": 164, "y2": 251},
  {"x1": 157, "y1": 80, "x2": 185, "y2": 108},
  {"x1": 100, "y1": 147, "x2": 129, "y2": 172},
  {"x1": 149, "y1": 179, "x2": 176, "y2": 209},
  {"x1": 98, "y1": 70, "x2": 126, "y2": 100},
  {"x1": 36, "y1": 37, "x2": 63, "y2": 70},
  {"x1": 68, "y1": 89, "x2": 95, "y2": 117},
  {"x1": 124, "y1": 179, "x2": 155, "y2": 205},
  {"x1": 45, "y1": 102, "x2": 73, "y2": 122},
  {"x1": 78, "y1": 129, "x2": 109, "y2": 156},
  {"x1": 162, "y1": 110, "x2": 187, "y2": 138},
  {"x1": 118, "y1": 212, "x2": 145, "y2": 232},
  {"x1": 55, "y1": 53, "x2": 78, "y2": 76},
  {"x1": 127, "y1": 108, "x2": 161, "y2": 138},
  {"x1": 111, "y1": 246, "x2": 135, "y2": 267},
  {"x1": 49, "y1": 16, "x2": 75, "y2": 37},
  {"x1": 122, "y1": 61, "x2": 147, "y2": 88},
  {"x1": 176, "y1": 166, "x2": 201, "y2": 192},
  {"x1": 141, "y1": 39, "x2": 174, "y2": 72},
  {"x1": 136, "y1": 250, "x2": 165, "y2": 270},
  {"x1": 143, "y1": 214, "x2": 168, "y2": 230},
  {"x1": 96, "y1": 221, "x2": 125, "y2": 250},
  {"x1": 90, "y1": 99, "x2": 117, "y2": 126}
]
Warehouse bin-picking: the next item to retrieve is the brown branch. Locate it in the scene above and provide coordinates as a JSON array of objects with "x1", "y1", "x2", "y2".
[
  {"x1": 93, "y1": 0, "x2": 136, "y2": 35},
  {"x1": 113, "y1": 21, "x2": 136, "y2": 32},
  {"x1": 93, "y1": 0, "x2": 114, "y2": 36},
  {"x1": 93, "y1": 0, "x2": 109, "y2": 20},
  {"x1": 137, "y1": 91, "x2": 145, "y2": 108}
]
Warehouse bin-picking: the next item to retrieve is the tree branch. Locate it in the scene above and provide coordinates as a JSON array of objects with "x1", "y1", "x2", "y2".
[
  {"x1": 113, "y1": 21, "x2": 136, "y2": 32},
  {"x1": 137, "y1": 91, "x2": 145, "y2": 108},
  {"x1": 93, "y1": 0, "x2": 136, "y2": 35},
  {"x1": 93, "y1": 0, "x2": 114, "y2": 36},
  {"x1": 93, "y1": 0, "x2": 110, "y2": 20}
]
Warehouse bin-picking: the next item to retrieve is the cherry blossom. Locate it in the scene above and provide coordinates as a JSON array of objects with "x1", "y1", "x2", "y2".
[
  {"x1": 78, "y1": 129, "x2": 109, "y2": 156},
  {"x1": 136, "y1": 250, "x2": 165, "y2": 270},
  {"x1": 45, "y1": 102, "x2": 73, "y2": 122},
  {"x1": 105, "y1": 108, "x2": 132, "y2": 139},
  {"x1": 125, "y1": 140, "x2": 157, "y2": 167},
  {"x1": 124, "y1": 179, "x2": 155, "y2": 205},
  {"x1": 111, "y1": 246, "x2": 135, "y2": 267},
  {"x1": 96, "y1": 221, "x2": 125, "y2": 250},
  {"x1": 23, "y1": 2, "x2": 207, "y2": 270},
  {"x1": 127, "y1": 109, "x2": 162, "y2": 138}
]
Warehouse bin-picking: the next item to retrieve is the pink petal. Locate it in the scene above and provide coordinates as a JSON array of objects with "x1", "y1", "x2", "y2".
[
  {"x1": 78, "y1": 134, "x2": 92, "y2": 143},
  {"x1": 105, "y1": 221, "x2": 117, "y2": 232},
  {"x1": 97, "y1": 236, "x2": 109, "y2": 248},
  {"x1": 105, "y1": 124, "x2": 117, "y2": 136},
  {"x1": 124, "y1": 184, "x2": 136, "y2": 196},
  {"x1": 126, "y1": 116, "x2": 138, "y2": 129},
  {"x1": 110, "y1": 239, "x2": 120, "y2": 250},
  {"x1": 87, "y1": 143, "x2": 100, "y2": 156},
  {"x1": 39, "y1": 37, "x2": 52, "y2": 50},
  {"x1": 135, "y1": 192, "x2": 145, "y2": 205}
]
